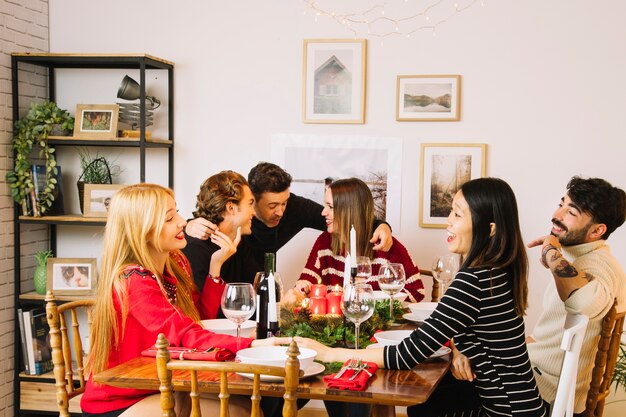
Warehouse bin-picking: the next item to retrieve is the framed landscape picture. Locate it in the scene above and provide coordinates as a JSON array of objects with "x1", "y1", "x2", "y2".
[
  {"x1": 419, "y1": 143, "x2": 486, "y2": 228},
  {"x1": 396, "y1": 75, "x2": 461, "y2": 121},
  {"x1": 303, "y1": 39, "x2": 367, "y2": 124},
  {"x1": 73, "y1": 104, "x2": 119, "y2": 139}
]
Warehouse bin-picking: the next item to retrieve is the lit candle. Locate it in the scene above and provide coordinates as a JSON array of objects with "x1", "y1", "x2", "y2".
[
  {"x1": 326, "y1": 287, "x2": 343, "y2": 315},
  {"x1": 309, "y1": 297, "x2": 327, "y2": 315},
  {"x1": 311, "y1": 277, "x2": 327, "y2": 298}
]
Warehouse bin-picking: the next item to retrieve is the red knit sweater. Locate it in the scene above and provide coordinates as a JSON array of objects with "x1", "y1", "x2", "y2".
[
  {"x1": 300, "y1": 232, "x2": 425, "y2": 303},
  {"x1": 80, "y1": 262, "x2": 253, "y2": 414}
]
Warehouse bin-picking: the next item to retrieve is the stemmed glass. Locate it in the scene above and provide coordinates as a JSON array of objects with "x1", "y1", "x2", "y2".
[
  {"x1": 432, "y1": 255, "x2": 459, "y2": 295},
  {"x1": 355, "y1": 256, "x2": 372, "y2": 284},
  {"x1": 378, "y1": 263, "x2": 406, "y2": 320},
  {"x1": 221, "y1": 283, "x2": 256, "y2": 350},
  {"x1": 341, "y1": 283, "x2": 376, "y2": 350}
]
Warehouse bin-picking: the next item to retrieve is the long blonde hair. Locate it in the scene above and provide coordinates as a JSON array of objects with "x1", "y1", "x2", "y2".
[
  {"x1": 87, "y1": 183, "x2": 199, "y2": 375},
  {"x1": 328, "y1": 178, "x2": 374, "y2": 259}
]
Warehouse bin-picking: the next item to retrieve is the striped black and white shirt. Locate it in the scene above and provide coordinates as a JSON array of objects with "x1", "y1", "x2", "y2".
[{"x1": 385, "y1": 267, "x2": 546, "y2": 417}]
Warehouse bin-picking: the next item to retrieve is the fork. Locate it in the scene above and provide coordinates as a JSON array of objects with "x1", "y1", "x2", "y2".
[
  {"x1": 334, "y1": 358, "x2": 358, "y2": 379},
  {"x1": 349, "y1": 360, "x2": 369, "y2": 380}
]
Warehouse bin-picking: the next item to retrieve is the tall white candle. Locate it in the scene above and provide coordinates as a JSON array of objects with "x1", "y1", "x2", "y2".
[
  {"x1": 350, "y1": 225, "x2": 357, "y2": 266},
  {"x1": 268, "y1": 272, "x2": 277, "y2": 322},
  {"x1": 343, "y1": 251, "x2": 351, "y2": 288}
]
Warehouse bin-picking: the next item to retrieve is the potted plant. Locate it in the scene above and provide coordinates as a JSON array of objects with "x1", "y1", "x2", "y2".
[
  {"x1": 6, "y1": 101, "x2": 74, "y2": 215},
  {"x1": 76, "y1": 148, "x2": 121, "y2": 213}
]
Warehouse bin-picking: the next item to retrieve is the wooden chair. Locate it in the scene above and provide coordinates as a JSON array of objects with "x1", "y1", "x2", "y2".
[
  {"x1": 156, "y1": 333, "x2": 301, "y2": 417},
  {"x1": 45, "y1": 291, "x2": 95, "y2": 417},
  {"x1": 582, "y1": 300, "x2": 625, "y2": 417},
  {"x1": 551, "y1": 313, "x2": 589, "y2": 417},
  {"x1": 420, "y1": 269, "x2": 440, "y2": 302}
]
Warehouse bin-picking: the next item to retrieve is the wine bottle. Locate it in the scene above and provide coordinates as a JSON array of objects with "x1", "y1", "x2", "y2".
[{"x1": 255, "y1": 253, "x2": 282, "y2": 339}]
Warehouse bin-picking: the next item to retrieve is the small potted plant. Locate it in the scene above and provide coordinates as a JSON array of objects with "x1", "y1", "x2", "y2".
[
  {"x1": 76, "y1": 148, "x2": 121, "y2": 213},
  {"x1": 6, "y1": 101, "x2": 74, "y2": 215}
]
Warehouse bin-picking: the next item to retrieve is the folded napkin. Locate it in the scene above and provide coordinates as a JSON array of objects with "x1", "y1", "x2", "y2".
[
  {"x1": 141, "y1": 345, "x2": 234, "y2": 362},
  {"x1": 323, "y1": 360, "x2": 378, "y2": 391}
]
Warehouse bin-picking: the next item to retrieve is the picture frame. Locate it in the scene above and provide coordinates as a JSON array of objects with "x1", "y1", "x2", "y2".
[
  {"x1": 73, "y1": 104, "x2": 119, "y2": 139},
  {"x1": 396, "y1": 75, "x2": 461, "y2": 121},
  {"x1": 303, "y1": 39, "x2": 367, "y2": 124},
  {"x1": 83, "y1": 183, "x2": 124, "y2": 217},
  {"x1": 419, "y1": 143, "x2": 487, "y2": 228},
  {"x1": 47, "y1": 257, "x2": 97, "y2": 296}
]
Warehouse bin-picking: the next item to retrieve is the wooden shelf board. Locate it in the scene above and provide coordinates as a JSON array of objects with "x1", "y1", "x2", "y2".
[
  {"x1": 48, "y1": 136, "x2": 172, "y2": 145},
  {"x1": 19, "y1": 214, "x2": 106, "y2": 224},
  {"x1": 19, "y1": 291, "x2": 95, "y2": 302}
]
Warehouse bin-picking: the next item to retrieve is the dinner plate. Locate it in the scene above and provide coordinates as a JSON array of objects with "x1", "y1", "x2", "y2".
[
  {"x1": 373, "y1": 291, "x2": 408, "y2": 302},
  {"x1": 236, "y1": 361, "x2": 325, "y2": 382},
  {"x1": 367, "y1": 343, "x2": 451, "y2": 358},
  {"x1": 402, "y1": 312, "x2": 425, "y2": 324}
]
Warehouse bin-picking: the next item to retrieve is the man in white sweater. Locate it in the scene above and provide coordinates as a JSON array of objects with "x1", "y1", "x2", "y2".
[{"x1": 527, "y1": 176, "x2": 626, "y2": 415}]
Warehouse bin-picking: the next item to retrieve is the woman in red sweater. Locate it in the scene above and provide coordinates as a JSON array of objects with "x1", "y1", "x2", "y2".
[
  {"x1": 286, "y1": 177, "x2": 424, "y2": 303},
  {"x1": 81, "y1": 183, "x2": 288, "y2": 417}
]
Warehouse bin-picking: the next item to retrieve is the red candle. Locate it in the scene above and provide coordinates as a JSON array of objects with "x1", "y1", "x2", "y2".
[
  {"x1": 311, "y1": 283, "x2": 328, "y2": 298},
  {"x1": 326, "y1": 290, "x2": 343, "y2": 315},
  {"x1": 309, "y1": 296, "x2": 327, "y2": 315}
]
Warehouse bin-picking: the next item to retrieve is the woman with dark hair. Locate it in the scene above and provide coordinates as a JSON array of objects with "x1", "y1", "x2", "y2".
[{"x1": 297, "y1": 177, "x2": 547, "y2": 417}]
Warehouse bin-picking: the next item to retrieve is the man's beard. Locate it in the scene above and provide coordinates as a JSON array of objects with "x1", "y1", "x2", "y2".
[{"x1": 552, "y1": 218, "x2": 592, "y2": 246}]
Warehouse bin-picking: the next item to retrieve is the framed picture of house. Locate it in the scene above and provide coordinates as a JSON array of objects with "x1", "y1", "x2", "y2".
[
  {"x1": 419, "y1": 143, "x2": 487, "y2": 228},
  {"x1": 396, "y1": 75, "x2": 461, "y2": 121},
  {"x1": 302, "y1": 39, "x2": 367, "y2": 124}
]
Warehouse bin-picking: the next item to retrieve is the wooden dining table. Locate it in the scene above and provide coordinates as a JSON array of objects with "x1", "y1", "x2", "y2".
[{"x1": 94, "y1": 352, "x2": 450, "y2": 417}]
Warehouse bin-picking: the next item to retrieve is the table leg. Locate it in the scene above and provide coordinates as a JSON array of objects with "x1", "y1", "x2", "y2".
[{"x1": 372, "y1": 404, "x2": 396, "y2": 417}]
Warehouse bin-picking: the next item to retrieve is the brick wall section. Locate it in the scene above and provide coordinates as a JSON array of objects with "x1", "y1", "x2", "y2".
[{"x1": 0, "y1": 1, "x2": 50, "y2": 416}]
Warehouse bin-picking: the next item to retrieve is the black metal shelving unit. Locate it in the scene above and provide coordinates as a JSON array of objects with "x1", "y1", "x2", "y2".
[{"x1": 10, "y1": 53, "x2": 174, "y2": 416}]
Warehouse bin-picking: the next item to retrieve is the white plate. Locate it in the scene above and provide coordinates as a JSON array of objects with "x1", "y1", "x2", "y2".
[
  {"x1": 373, "y1": 290, "x2": 408, "y2": 302},
  {"x1": 201, "y1": 319, "x2": 256, "y2": 337},
  {"x1": 366, "y1": 343, "x2": 451, "y2": 358},
  {"x1": 402, "y1": 312, "x2": 425, "y2": 324},
  {"x1": 236, "y1": 362, "x2": 325, "y2": 382}
]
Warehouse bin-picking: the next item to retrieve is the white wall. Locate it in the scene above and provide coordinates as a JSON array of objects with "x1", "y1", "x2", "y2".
[{"x1": 48, "y1": 0, "x2": 626, "y2": 336}]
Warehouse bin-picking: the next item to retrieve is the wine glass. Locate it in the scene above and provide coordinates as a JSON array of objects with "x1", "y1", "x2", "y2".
[
  {"x1": 377, "y1": 263, "x2": 406, "y2": 320},
  {"x1": 431, "y1": 255, "x2": 459, "y2": 295},
  {"x1": 355, "y1": 256, "x2": 372, "y2": 284},
  {"x1": 341, "y1": 283, "x2": 376, "y2": 350},
  {"x1": 221, "y1": 283, "x2": 256, "y2": 350}
]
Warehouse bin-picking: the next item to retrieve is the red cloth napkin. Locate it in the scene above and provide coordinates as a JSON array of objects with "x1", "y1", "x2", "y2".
[
  {"x1": 141, "y1": 346, "x2": 234, "y2": 362},
  {"x1": 323, "y1": 360, "x2": 378, "y2": 391}
]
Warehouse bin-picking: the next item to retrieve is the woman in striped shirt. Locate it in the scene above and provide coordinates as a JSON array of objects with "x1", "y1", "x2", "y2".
[{"x1": 297, "y1": 177, "x2": 547, "y2": 417}]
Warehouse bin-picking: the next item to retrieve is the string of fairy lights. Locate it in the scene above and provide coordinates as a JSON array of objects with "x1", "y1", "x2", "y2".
[{"x1": 302, "y1": 0, "x2": 486, "y2": 40}]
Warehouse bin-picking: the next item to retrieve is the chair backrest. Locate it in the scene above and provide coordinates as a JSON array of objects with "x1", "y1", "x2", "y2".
[
  {"x1": 582, "y1": 300, "x2": 625, "y2": 417},
  {"x1": 156, "y1": 333, "x2": 301, "y2": 417},
  {"x1": 551, "y1": 313, "x2": 590, "y2": 417},
  {"x1": 45, "y1": 291, "x2": 95, "y2": 417},
  {"x1": 420, "y1": 269, "x2": 440, "y2": 302}
]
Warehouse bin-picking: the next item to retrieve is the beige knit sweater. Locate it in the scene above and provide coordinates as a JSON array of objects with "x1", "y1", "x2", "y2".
[{"x1": 528, "y1": 240, "x2": 626, "y2": 413}]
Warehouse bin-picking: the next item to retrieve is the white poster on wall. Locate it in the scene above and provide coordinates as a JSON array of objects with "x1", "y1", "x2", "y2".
[{"x1": 271, "y1": 134, "x2": 403, "y2": 231}]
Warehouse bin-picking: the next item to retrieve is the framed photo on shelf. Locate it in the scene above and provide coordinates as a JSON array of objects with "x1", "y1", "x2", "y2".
[
  {"x1": 396, "y1": 75, "x2": 461, "y2": 121},
  {"x1": 47, "y1": 258, "x2": 97, "y2": 296},
  {"x1": 303, "y1": 39, "x2": 367, "y2": 124},
  {"x1": 73, "y1": 104, "x2": 119, "y2": 139},
  {"x1": 419, "y1": 143, "x2": 486, "y2": 228},
  {"x1": 83, "y1": 184, "x2": 124, "y2": 217}
]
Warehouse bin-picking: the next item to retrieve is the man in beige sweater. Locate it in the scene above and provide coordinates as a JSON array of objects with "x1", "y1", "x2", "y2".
[{"x1": 527, "y1": 176, "x2": 626, "y2": 415}]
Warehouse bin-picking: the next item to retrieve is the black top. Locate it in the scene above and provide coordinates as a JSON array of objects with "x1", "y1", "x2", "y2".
[{"x1": 244, "y1": 193, "x2": 326, "y2": 268}]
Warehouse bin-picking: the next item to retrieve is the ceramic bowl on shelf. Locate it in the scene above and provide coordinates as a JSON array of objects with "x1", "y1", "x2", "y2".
[
  {"x1": 407, "y1": 302, "x2": 438, "y2": 321},
  {"x1": 374, "y1": 330, "x2": 413, "y2": 346},
  {"x1": 236, "y1": 346, "x2": 317, "y2": 369},
  {"x1": 201, "y1": 319, "x2": 256, "y2": 338}
]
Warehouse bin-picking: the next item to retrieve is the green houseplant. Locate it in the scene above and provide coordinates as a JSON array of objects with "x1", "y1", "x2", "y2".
[
  {"x1": 76, "y1": 148, "x2": 121, "y2": 213},
  {"x1": 6, "y1": 101, "x2": 74, "y2": 215},
  {"x1": 613, "y1": 345, "x2": 626, "y2": 392}
]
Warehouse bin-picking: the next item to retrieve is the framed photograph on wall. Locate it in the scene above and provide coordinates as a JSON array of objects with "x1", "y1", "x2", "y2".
[
  {"x1": 83, "y1": 183, "x2": 124, "y2": 217},
  {"x1": 47, "y1": 258, "x2": 97, "y2": 296},
  {"x1": 303, "y1": 39, "x2": 367, "y2": 124},
  {"x1": 73, "y1": 104, "x2": 119, "y2": 139},
  {"x1": 396, "y1": 75, "x2": 461, "y2": 121},
  {"x1": 419, "y1": 143, "x2": 486, "y2": 228}
]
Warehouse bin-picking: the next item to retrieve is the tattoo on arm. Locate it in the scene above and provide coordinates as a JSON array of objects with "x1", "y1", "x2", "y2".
[{"x1": 554, "y1": 260, "x2": 579, "y2": 278}]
